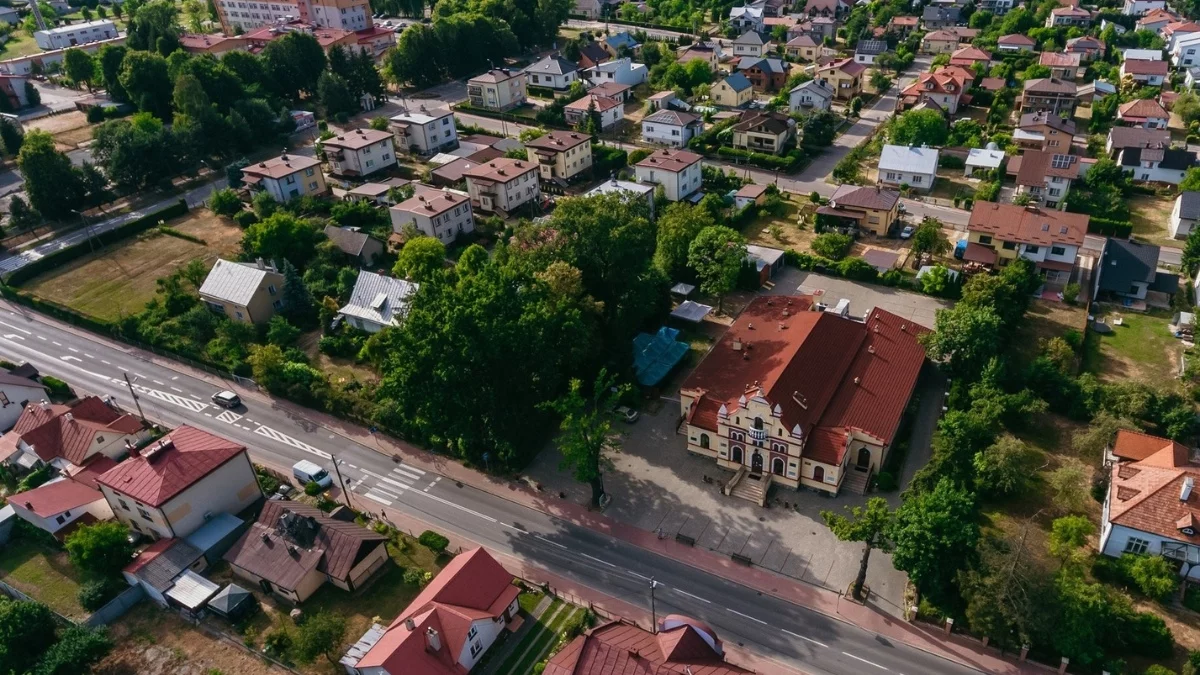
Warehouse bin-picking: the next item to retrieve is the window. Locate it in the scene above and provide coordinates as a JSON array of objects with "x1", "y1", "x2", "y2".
[
  {"x1": 467, "y1": 626, "x2": 478, "y2": 640},
  {"x1": 470, "y1": 641, "x2": 483, "y2": 658},
  {"x1": 118, "y1": 499, "x2": 129, "y2": 511},
  {"x1": 267, "y1": 284, "x2": 277, "y2": 296},
  {"x1": 1124, "y1": 537, "x2": 1151, "y2": 555},
  {"x1": 911, "y1": 175, "x2": 923, "y2": 184},
  {"x1": 55, "y1": 514, "x2": 65, "y2": 524},
  {"x1": 305, "y1": 167, "x2": 315, "y2": 177},
  {"x1": 138, "y1": 508, "x2": 153, "y2": 521},
  {"x1": 1051, "y1": 245, "x2": 1066, "y2": 255},
  {"x1": 285, "y1": 175, "x2": 296, "y2": 185},
  {"x1": 273, "y1": 299, "x2": 284, "y2": 310},
  {"x1": 978, "y1": 235, "x2": 992, "y2": 245},
  {"x1": 1025, "y1": 245, "x2": 1040, "y2": 254},
  {"x1": 1002, "y1": 241, "x2": 1017, "y2": 250}
]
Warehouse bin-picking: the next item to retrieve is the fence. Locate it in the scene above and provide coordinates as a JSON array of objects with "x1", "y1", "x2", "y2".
[
  {"x1": 84, "y1": 584, "x2": 145, "y2": 627},
  {"x1": 0, "y1": 578, "x2": 73, "y2": 627}
]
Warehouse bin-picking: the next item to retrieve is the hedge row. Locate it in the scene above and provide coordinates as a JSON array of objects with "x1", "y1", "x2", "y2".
[
  {"x1": 7, "y1": 199, "x2": 190, "y2": 286},
  {"x1": 1088, "y1": 215, "x2": 1133, "y2": 238},
  {"x1": 714, "y1": 146, "x2": 804, "y2": 171}
]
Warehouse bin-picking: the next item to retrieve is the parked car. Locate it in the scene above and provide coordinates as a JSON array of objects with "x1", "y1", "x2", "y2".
[
  {"x1": 270, "y1": 484, "x2": 294, "y2": 501},
  {"x1": 614, "y1": 406, "x2": 639, "y2": 423},
  {"x1": 211, "y1": 390, "x2": 241, "y2": 408},
  {"x1": 293, "y1": 459, "x2": 333, "y2": 489},
  {"x1": 900, "y1": 225, "x2": 914, "y2": 239}
]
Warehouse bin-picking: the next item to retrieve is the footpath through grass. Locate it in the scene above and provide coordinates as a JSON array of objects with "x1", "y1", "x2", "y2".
[{"x1": 495, "y1": 599, "x2": 583, "y2": 675}]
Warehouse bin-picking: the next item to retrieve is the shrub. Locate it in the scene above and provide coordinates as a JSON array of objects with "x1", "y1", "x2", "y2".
[
  {"x1": 304, "y1": 481, "x2": 323, "y2": 496},
  {"x1": 209, "y1": 188, "x2": 243, "y2": 217},
  {"x1": 402, "y1": 567, "x2": 428, "y2": 586},
  {"x1": 837, "y1": 257, "x2": 879, "y2": 282},
  {"x1": 1123, "y1": 610, "x2": 1173, "y2": 659},
  {"x1": 232, "y1": 210, "x2": 259, "y2": 228},
  {"x1": 1145, "y1": 666, "x2": 1177, "y2": 675},
  {"x1": 255, "y1": 467, "x2": 280, "y2": 495},
  {"x1": 874, "y1": 471, "x2": 897, "y2": 491},
  {"x1": 1063, "y1": 282, "x2": 1081, "y2": 305},
  {"x1": 628, "y1": 148, "x2": 651, "y2": 165},
  {"x1": 418, "y1": 529, "x2": 450, "y2": 553},
  {"x1": 86, "y1": 106, "x2": 104, "y2": 123},
  {"x1": 41, "y1": 376, "x2": 71, "y2": 398},
  {"x1": 811, "y1": 232, "x2": 854, "y2": 260},
  {"x1": 16, "y1": 464, "x2": 51, "y2": 492},
  {"x1": 1182, "y1": 650, "x2": 1200, "y2": 675},
  {"x1": 263, "y1": 629, "x2": 293, "y2": 656},
  {"x1": 78, "y1": 579, "x2": 119, "y2": 611},
  {"x1": 1128, "y1": 554, "x2": 1179, "y2": 602}
]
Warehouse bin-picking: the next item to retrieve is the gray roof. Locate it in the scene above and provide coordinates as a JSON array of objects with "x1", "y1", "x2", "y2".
[
  {"x1": 791, "y1": 79, "x2": 834, "y2": 97},
  {"x1": 585, "y1": 179, "x2": 654, "y2": 198},
  {"x1": 1099, "y1": 238, "x2": 1159, "y2": 292},
  {"x1": 1121, "y1": 146, "x2": 1196, "y2": 170},
  {"x1": 1178, "y1": 192, "x2": 1200, "y2": 221},
  {"x1": 923, "y1": 5, "x2": 960, "y2": 21},
  {"x1": 198, "y1": 259, "x2": 281, "y2": 306},
  {"x1": 738, "y1": 56, "x2": 789, "y2": 73},
  {"x1": 184, "y1": 512, "x2": 243, "y2": 555},
  {"x1": 643, "y1": 109, "x2": 700, "y2": 126},
  {"x1": 724, "y1": 72, "x2": 753, "y2": 92},
  {"x1": 135, "y1": 539, "x2": 205, "y2": 592},
  {"x1": 165, "y1": 569, "x2": 220, "y2": 610},
  {"x1": 879, "y1": 144, "x2": 940, "y2": 174},
  {"x1": 526, "y1": 53, "x2": 578, "y2": 76},
  {"x1": 856, "y1": 39, "x2": 887, "y2": 55},
  {"x1": 323, "y1": 225, "x2": 377, "y2": 257},
  {"x1": 0, "y1": 372, "x2": 46, "y2": 392},
  {"x1": 339, "y1": 271, "x2": 418, "y2": 328},
  {"x1": 735, "y1": 30, "x2": 766, "y2": 45},
  {"x1": 208, "y1": 583, "x2": 253, "y2": 616}
]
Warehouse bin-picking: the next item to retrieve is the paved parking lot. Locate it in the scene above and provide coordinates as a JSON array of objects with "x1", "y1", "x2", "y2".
[{"x1": 769, "y1": 269, "x2": 952, "y2": 329}]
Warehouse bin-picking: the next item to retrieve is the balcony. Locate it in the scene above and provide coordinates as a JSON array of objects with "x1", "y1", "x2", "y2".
[{"x1": 749, "y1": 428, "x2": 768, "y2": 442}]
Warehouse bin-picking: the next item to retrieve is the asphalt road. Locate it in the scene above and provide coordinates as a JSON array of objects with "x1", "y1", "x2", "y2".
[{"x1": 0, "y1": 301, "x2": 995, "y2": 675}]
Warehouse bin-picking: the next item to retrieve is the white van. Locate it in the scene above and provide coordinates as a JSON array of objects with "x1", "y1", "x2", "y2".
[{"x1": 292, "y1": 459, "x2": 333, "y2": 489}]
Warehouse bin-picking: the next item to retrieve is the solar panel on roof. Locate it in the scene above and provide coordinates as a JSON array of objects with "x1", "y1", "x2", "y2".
[{"x1": 1050, "y1": 154, "x2": 1073, "y2": 169}]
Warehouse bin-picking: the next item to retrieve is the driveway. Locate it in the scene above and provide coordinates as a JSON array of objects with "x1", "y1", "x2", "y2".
[{"x1": 769, "y1": 269, "x2": 951, "y2": 329}]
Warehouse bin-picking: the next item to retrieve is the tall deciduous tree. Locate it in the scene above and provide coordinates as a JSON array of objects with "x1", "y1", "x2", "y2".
[
  {"x1": 394, "y1": 237, "x2": 446, "y2": 283},
  {"x1": 653, "y1": 201, "x2": 714, "y2": 280},
  {"x1": 119, "y1": 51, "x2": 174, "y2": 119},
  {"x1": 262, "y1": 31, "x2": 327, "y2": 99},
  {"x1": 890, "y1": 477, "x2": 979, "y2": 606},
  {"x1": 0, "y1": 598, "x2": 59, "y2": 675},
  {"x1": 126, "y1": 0, "x2": 181, "y2": 55},
  {"x1": 32, "y1": 625, "x2": 112, "y2": 675},
  {"x1": 97, "y1": 44, "x2": 128, "y2": 101},
  {"x1": 62, "y1": 49, "x2": 96, "y2": 90},
  {"x1": 280, "y1": 259, "x2": 316, "y2": 327},
  {"x1": 64, "y1": 521, "x2": 134, "y2": 580},
  {"x1": 293, "y1": 612, "x2": 346, "y2": 664},
  {"x1": 242, "y1": 212, "x2": 321, "y2": 265},
  {"x1": 688, "y1": 225, "x2": 746, "y2": 311},
  {"x1": 821, "y1": 498, "x2": 894, "y2": 601},
  {"x1": 888, "y1": 108, "x2": 949, "y2": 147},
  {"x1": 17, "y1": 130, "x2": 85, "y2": 220},
  {"x1": 541, "y1": 368, "x2": 627, "y2": 507},
  {"x1": 919, "y1": 304, "x2": 1003, "y2": 379}
]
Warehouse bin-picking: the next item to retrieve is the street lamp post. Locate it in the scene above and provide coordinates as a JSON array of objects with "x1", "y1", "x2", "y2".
[
  {"x1": 649, "y1": 577, "x2": 658, "y2": 633},
  {"x1": 123, "y1": 373, "x2": 146, "y2": 423},
  {"x1": 331, "y1": 454, "x2": 355, "y2": 510}
]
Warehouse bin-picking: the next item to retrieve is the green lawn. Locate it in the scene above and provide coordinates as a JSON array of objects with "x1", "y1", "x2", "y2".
[
  {"x1": 0, "y1": 32, "x2": 47, "y2": 59},
  {"x1": 517, "y1": 589, "x2": 544, "y2": 614},
  {"x1": 495, "y1": 599, "x2": 583, "y2": 675},
  {"x1": 1082, "y1": 308, "x2": 1184, "y2": 385},
  {"x1": 0, "y1": 538, "x2": 87, "y2": 619},
  {"x1": 1128, "y1": 194, "x2": 1182, "y2": 251}
]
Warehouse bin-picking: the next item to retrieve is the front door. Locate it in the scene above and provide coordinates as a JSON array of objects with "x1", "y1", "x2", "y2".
[
  {"x1": 751, "y1": 452, "x2": 764, "y2": 474},
  {"x1": 772, "y1": 457, "x2": 785, "y2": 476},
  {"x1": 813, "y1": 466, "x2": 825, "y2": 483},
  {"x1": 731, "y1": 446, "x2": 743, "y2": 464},
  {"x1": 856, "y1": 446, "x2": 871, "y2": 471}
]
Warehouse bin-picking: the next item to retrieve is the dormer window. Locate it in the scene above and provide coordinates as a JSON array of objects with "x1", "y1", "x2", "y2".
[{"x1": 1184, "y1": 527, "x2": 1197, "y2": 536}]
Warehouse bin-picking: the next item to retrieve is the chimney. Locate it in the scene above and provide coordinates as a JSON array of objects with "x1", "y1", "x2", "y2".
[
  {"x1": 260, "y1": 532, "x2": 270, "y2": 544},
  {"x1": 1183, "y1": 477, "x2": 1195, "y2": 502},
  {"x1": 64, "y1": 412, "x2": 74, "y2": 422},
  {"x1": 24, "y1": 502, "x2": 32, "y2": 509},
  {"x1": 256, "y1": 257, "x2": 266, "y2": 270},
  {"x1": 405, "y1": 617, "x2": 416, "y2": 631},
  {"x1": 426, "y1": 627, "x2": 442, "y2": 652}
]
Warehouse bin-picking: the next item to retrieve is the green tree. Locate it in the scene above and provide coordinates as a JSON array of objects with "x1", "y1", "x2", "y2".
[
  {"x1": 126, "y1": 0, "x2": 180, "y2": 54},
  {"x1": 280, "y1": 259, "x2": 316, "y2": 327},
  {"x1": 890, "y1": 477, "x2": 979, "y2": 605},
  {"x1": 920, "y1": 264, "x2": 953, "y2": 296},
  {"x1": 0, "y1": 117, "x2": 23, "y2": 156},
  {"x1": 920, "y1": 304, "x2": 1003, "y2": 379},
  {"x1": 973, "y1": 435, "x2": 1039, "y2": 498},
  {"x1": 32, "y1": 626, "x2": 112, "y2": 675},
  {"x1": 869, "y1": 70, "x2": 891, "y2": 93},
  {"x1": 385, "y1": 23, "x2": 444, "y2": 88},
  {"x1": 64, "y1": 521, "x2": 134, "y2": 580},
  {"x1": 262, "y1": 31, "x2": 327, "y2": 99},
  {"x1": 811, "y1": 232, "x2": 854, "y2": 260},
  {"x1": 7, "y1": 195, "x2": 40, "y2": 230},
  {"x1": 317, "y1": 71, "x2": 357, "y2": 119},
  {"x1": 820, "y1": 498, "x2": 894, "y2": 602},
  {"x1": 0, "y1": 598, "x2": 59, "y2": 675},
  {"x1": 394, "y1": 237, "x2": 446, "y2": 283},
  {"x1": 653, "y1": 201, "x2": 713, "y2": 280},
  {"x1": 209, "y1": 188, "x2": 242, "y2": 217},
  {"x1": 292, "y1": 612, "x2": 347, "y2": 664},
  {"x1": 889, "y1": 108, "x2": 949, "y2": 147},
  {"x1": 910, "y1": 217, "x2": 949, "y2": 256},
  {"x1": 540, "y1": 368, "x2": 627, "y2": 507},
  {"x1": 91, "y1": 113, "x2": 185, "y2": 191},
  {"x1": 242, "y1": 212, "x2": 320, "y2": 265},
  {"x1": 266, "y1": 315, "x2": 301, "y2": 347},
  {"x1": 801, "y1": 109, "x2": 839, "y2": 147},
  {"x1": 62, "y1": 49, "x2": 96, "y2": 90},
  {"x1": 17, "y1": 130, "x2": 85, "y2": 220},
  {"x1": 1047, "y1": 514, "x2": 1093, "y2": 566},
  {"x1": 687, "y1": 225, "x2": 746, "y2": 311},
  {"x1": 97, "y1": 44, "x2": 128, "y2": 101},
  {"x1": 119, "y1": 51, "x2": 173, "y2": 119}
]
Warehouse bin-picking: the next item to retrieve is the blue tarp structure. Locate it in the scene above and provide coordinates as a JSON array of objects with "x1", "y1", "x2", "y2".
[{"x1": 633, "y1": 327, "x2": 690, "y2": 388}]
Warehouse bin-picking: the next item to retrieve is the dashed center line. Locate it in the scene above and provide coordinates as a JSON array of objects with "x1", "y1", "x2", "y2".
[
  {"x1": 727, "y1": 609, "x2": 767, "y2": 625},
  {"x1": 842, "y1": 653, "x2": 887, "y2": 670},
  {"x1": 580, "y1": 553, "x2": 616, "y2": 568},
  {"x1": 670, "y1": 588, "x2": 711, "y2": 603},
  {"x1": 782, "y1": 629, "x2": 828, "y2": 649},
  {"x1": 67, "y1": 347, "x2": 78, "y2": 353}
]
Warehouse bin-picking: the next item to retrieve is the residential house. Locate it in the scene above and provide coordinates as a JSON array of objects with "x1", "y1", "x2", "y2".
[
  {"x1": 390, "y1": 188, "x2": 474, "y2": 243},
  {"x1": 1164, "y1": 21, "x2": 1200, "y2": 49},
  {"x1": 997, "y1": 33, "x2": 1036, "y2": 52},
  {"x1": 815, "y1": 58, "x2": 864, "y2": 99},
  {"x1": 1006, "y1": 150, "x2": 1083, "y2": 208},
  {"x1": 1077, "y1": 79, "x2": 1118, "y2": 104},
  {"x1": 1065, "y1": 35, "x2": 1106, "y2": 61},
  {"x1": 731, "y1": 111, "x2": 795, "y2": 156},
  {"x1": 1106, "y1": 125, "x2": 1170, "y2": 156},
  {"x1": 463, "y1": 158, "x2": 542, "y2": 215},
  {"x1": 729, "y1": 4, "x2": 766, "y2": 32},
  {"x1": 679, "y1": 295, "x2": 926, "y2": 500},
  {"x1": 736, "y1": 57, "x2": 791, "y2": 92},
  {"x1": 1094, "y1": 238, "x2": 1178, "y2": 302},
  {"x1": 642, "y1": 109, "x2": 704, "y2": 148},
  {"x1": 1171, "y1": 32, "x2": 1200, "y2": 68},
  {"x1": 338, "y1": 271, "x2": 418, "y2": 333},
  {"x1": 225, "y1": 500, "x2": 387, "y2": 603},
  {"x1": 1188, "y1": 67, "x2": 1200, "y2": 90},
  {"x1": 634, "y1": 149, "x2": 702, "y2": 202},
  {"x1": 524, "y1": 130, "x2": 593, "y2": 183},
  {"x1": 98, "y1": 426, "x2": 261, "y2": 540},
  {"x1": 603, "y1": 31, "x2": 641, "y2": 57},
  {"x1": 677, "y1": 41, "x2": 723, "y2": 69},
  {"x1": 389, "y1": 108, "x2": 458, "y2": 156},
  {"x1": 965, "y1": 147, "x2": 1005, "y2": 177},
  {"x1": 855, "y1": 39, "x2": 887, "y2": 65},
  {"x1": 1098, "y1": 430, "x2": 1200, "y2": 576},
  {"x1": 713, "y1": 73, "x2": 756, "y2": 107},
  {"x1": 585, "y1": 58, "x2": 648, "y2": 87},
  {"x1": 921, "y1": 29, "x2": 962, "y2": 54},
  {"x1": 524, "y1": 53, "x2": 580, "y2": 91},
  {"x1": 0, "y1": 373, "x2": 47, "y2": 432},
  {"x1": 1123, "y1": 0, "x2": 1166, "y2": 15},
  {"x1": 733, "y1": 30, "x2": 770, "y2": 58},
  {"x1": 467, "y1": 69, "x2": 526, "y2": 112},
  {"x1": 198, "y1": 258, "x2": 285, "y2": 325},
  {"x1": 122, "y1": 538, "x2": 210, "y2": 608},
  {"x1": 544, "y1": 616, "x2": 755, "y2": 675},
  {"x1": 788, "y1": 78, "x2": 834, "y2": 112},
  {"x1": 923, "y1": 5, "x2": 960, "y2": 29},
  {"x1": 8, "y1": 477, "x2": 114, "y2": 541},
  {"x1": 1121, "y1": 57, "x2": 1168, "y2": 85},
  {"x1": 878, "y1": 144, "x2": 939, "y2": 192},
  {"x1": 887, "y1": 15, "x2": 919, "y2": 35},
  {"x1": 0, "y1": 396, "x2": 143, "y2": 474},
  {"x1": 1039, "y1": 52, "x2": 1084, "y2": 80},
  {"x1": 572, "y1": 0, "x2": 610, "y2": 18},
  {"x1": 1123, "y1": 48, "x2": 1164, "y2": 61},
  {"x1": 322, "y1": 129, "x2": 396, "y2": 178},
  {"x1": 897, "y1": 69, "x2": 967, "y2": 114},
  {"x1": 240, "y1": 153, "x2": 326, "y2": 202},
  {"x1": 819, "y1": 184, "x2": 901, "y2": 236},
  {"x1": 785, "y1": 34, "x2": 820, "y2": 61},
  {"x1": 1046, "y1": 6, "x2": 1093, "y2": 27},
  {"x1": 792, "y1": 16, "x2": 837, "y2": 43},
  {"x1": 322, "y1": 225, "x2": 383, "y2": 267},
  {"x1": 978, "y1": 0, "x2": 1015, "y2": 14},
  {"x1": 735, "y1": 184, "x2": 769, "y2": 211},
  {"x1": 646, "y1": 90, "x2": 689, "y2": 112},
  {"x1": 1117, "y1": 98, "x2": 1170, "y2": 128},
  {"x1": 1138, "y1": 8, "x2": 1179, "y2": 33},
  {"x1": 1020, "y1": 77, "x2": 1079, "y2": 115},
  {"x1": 341, "y1": 548, "x2": 520, "y2": 675},
  {"x1": 1117, "y1": 145, "x2": 1197, "y2": 184},
  {"x1": 964, "y1": 202, "x2": 1087, "y2": 284},
  {"x1": 589, "y1": 81, "x2": 633, "y2": 103},
  {"x1": 577, "y1": 42, "x2": 611, "y2": 70},
  {"x1": 949, "y1": 46, "x2": 992, "y2": 68},
  {"x1": 1170, "y1": 192, "x2": 1200, "y2": 239},
  {"x1": 585, "y1": 178, "x2": 656, "y2": 218},
  {"x1": 0, "y1": 6, "x2": 18, "y2": 24},
  {"x1": 1016, "y1": 112, "x2": 1077, "y2": 151},
  {"x1": 805, "y1": 0, "x2": 850, "y2": 17},
  {"x1": 563, "y1": 94, "x2": 624, "y2": 129}
]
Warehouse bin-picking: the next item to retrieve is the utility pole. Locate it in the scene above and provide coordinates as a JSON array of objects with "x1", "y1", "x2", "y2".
[
  {"x1": 649, "y1": 577, "x2": 658, "y2": 633},
  {"x1": 331, "y1": 454, "x2": 355, "y2": 510},
  {"x1": 123, "y1": 373, "x2": 146, "y2": 423}
]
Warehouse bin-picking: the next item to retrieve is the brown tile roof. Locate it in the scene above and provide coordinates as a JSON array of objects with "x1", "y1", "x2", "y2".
[
  {"x1": 1023, "y1": 77, "x2": 1077, "y2": 94},
  {"x1": 393, "y1": 188, "x2": 470, "y2": 216},
  {"x1": 10, "y1": 477, "x2": 104, "y2": 518},
  {"x1": 322, "y1": 128, "x2": 393, "y2": 151},
  {"x1": 1107, "y1": 125, "x2": 1170, "y2": 150},
  {"x1": 1119, "y1": 98, "x2": 1169, "y2": 120},
  {"x1": 923, "y1": 29, "x2": 961, "y2": 42},
  {"x1": 1040, "y1": 52, "x2": 1081, "y2": 67},
  {"x1": 890, "y1": 15, "x2": 918, "y2": 26},
  {"x1": 1123, "y1": 59, "x2": 1169, "y2": 76},
  {"x1": 1112, "y1": 429, "x2": 1186, "y2": 462},
  {"x1": 242, "y1": 153, "x2": 321, "y2": 180},
  {"x1": 470, "y1": 68, "x2": 522, "y2": 83},
  {"x1": 967, "y1": 202, "x2": 1088, "y2": 247},
  {"x1": 1108, "y1": 443, "x2": 1200, "y2": 546},
  {"x1": 14, "y1": 396, "x2": 143, "y2": 465},
  {"x1": 98, "y1": 425, "x2": 246, "y2": 507},
  {"x1": 524, "y1": 130, "x2": 590, "y2": 153},
  {"x1": 462, "y1": 157, "x2": 538, "y2": 183},
  {"x1": 786, "y1": 35, "x2": 818, "y2": 47},
  {"x1": 590, "y1": 82, "x2": 632, "y2": 99},
  {"x1": 223, "y1": 501, "x2": 387, "y2": 591},
  {"x1": 545, "y1": 619, "x2": 753, "y2": 675},
  {"x1": 431, "y1": 148, "x2": 505, "y2": 184},
  {"x1": 1009, "y1": 150, "x2": 1081, "y2": 186},
  {"x1": 565, "y1": 94, "x2": 621, "y2": 113},
  {"x1": 1019, "y1": 111, "x2": 1076, "y2": 135},
  {"x1": 635, "y1": 148, "x2": 702, "y2": 173},
  {"x1": 998, "y1": 33, "x2": 1036, "y2": 45},
  {"x1": 732, "y1": 110, "x2": 792, "y2": 135},
  {"x1": 818, "y1": 57, "x2": 866, "y2": 77},
  {"x1": 980, "y1": 77, "x2": 1007, "y2": 91},
  {"x1": 829, "y1": 184, "x2": 900, "y2": 211}
]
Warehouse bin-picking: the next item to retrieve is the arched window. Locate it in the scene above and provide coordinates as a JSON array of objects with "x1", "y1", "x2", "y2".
[
  {"x1": 731, "y1": 446, "x2": 744, "y2": 464},
  {"x1": 772, "y1": 458, "x2": 785, "y2": 476},
  {"x1": 699, "y1": 433, "x2": 710, "y2": 449},
  {"x1": 753, "y1": 417, "x2": 764, "y2": 430},
  {"x1": 813, "y1": 466, "x2": 825, "y2": 483}
]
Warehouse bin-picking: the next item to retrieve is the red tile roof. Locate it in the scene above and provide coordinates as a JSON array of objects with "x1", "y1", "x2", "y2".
[
  {"x1": 97, "y1": 425, "x2": 245, "y2": 507},
  {"x1": 1118, "y1": 98, "x2": 1169, "y2": 120},
  {"x1": 357, "y1": 548, "x2": 519, "y2": 675},
  {"x1": 1108, "y1": 442, "x2": 1200, "y2": 545},
  {"x1": 1040, "y1": 52, "x2": 1081, "y2": 68},
  {"x1": 1008, "y1": 150, "x2": 1081, "y2": 186},
  {"x1": 968, "y1": 202, "x2": 1088, "y2": 247},
  {"x1": 818, "y1": 57, "x2": 866, "y2": 77},
  {"x1": 10, "y1": 477, "x2": 104, "y2": 518},
  {"x1": 123, "y1": 537, "x2": 179, "y2": 575},
  {"x1": 998, "y1": 33, "x2": 1036, "y2": 46},
  {"x1": 950, "y1": 46, "x2": 991, "y2": 63},
  {"x1": 1122, "y1": 59, "x2": 1169, "y2": 76},
  {"x1": 1112, "y1": 429, "x2": 1186, "y2": 462},
  {"x1": 67, "y1": 455, "x2": 118, "y2": 490},
  {"x1": 12, "y1": 396, "x2": 142, "y2": 465},
  {"x1": 636, "y1": 148, "x2": 703, "y2": 173},
  {"x1": 545, "y1": 619, "x2": 753, "y2": 675}
]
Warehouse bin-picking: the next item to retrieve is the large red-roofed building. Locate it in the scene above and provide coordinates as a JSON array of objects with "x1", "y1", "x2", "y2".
[
  {"x1": 679, "y1": 296, "x2": 927, "y2": 500},
  {"x1": 0, "y1": 396, "x2": 145, "y2": 473},
  {"x1": 97, "y1": 425, "x2": 261, "y2": 540},
  {"x1": 546, "y1": 614, "x2": 754, "y2": 675}
]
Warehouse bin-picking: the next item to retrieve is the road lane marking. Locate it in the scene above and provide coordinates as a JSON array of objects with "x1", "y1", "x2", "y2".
[
  {"x1": 391, "y1": 466, "x2": 422, "y2": 481},
  {"x1": 215, "y1": 411, "x2": 242, "y2": 424},
  {"x1": 372, "y1": 485, "x2": 401, "y2": 500},
  {"x1": 670, "y1": 588, "x2": 711, "y2": 603},
  {"x1": 204, "y1": 412, "x2": 213, "y2": 417},
  {"x1": 727, "y1": 609, "x2": 767, "y2": 625},
  {"x1": 84, "y1": 354, "x2": 93, "y2": 359},
  {"x1": 842, "y1": 653, "x2": 887, "y2": 670},
  {"x1": 52, "y1": 341, "x2": 61, "y2": 346},
  {"x1": 500, "y1": 522, "x2": 524, "y2": 532},
  {"x1": 132, "y1": 384, "x2": 209, "y2": 412},
  {"x1": 61, "y1": 356, "x2": 82, "y2": 363},
  {"x1": 783, "y1": 630, "x2": 828, "y2": 648},
  {"x1": 67, "y1": 347, "x2": 78, "y2": 353},
  {"x1": 535, "y1": 535, "x2": 569, "y2": 550},
  {"x1": 364, "y1": 491, "x2": 393, "y2": 506},
  {"x1": 0, "y1": 320, "x2": 31, "y2": 334},
  {"x1": 101, "y1": 360, "x2": 110, "y2": 365},
  {"x1": 627, "y1": 571, "x2": 651, "y2": 581},
  {"x1": 153, "y1": 380, "x2": 164, "y2": 385},
  {"x1": 580, "y1": 553, "x2": 616, "y2": 568},
  {"x1": 3, "y1": 334, "x2": 25, "y2": 341},
  {"x1": 170, "y1": 386, "x2": 183, "y2": 392},
  {"x1": 253, "y1": 425, "x2": 330, "y2": 459},
  {"x1": 37, "y1": 336, "x2": 46, "y2": 341},
  {"x1": 119, "y1": 366, "x2": 128, "y2": 371}
]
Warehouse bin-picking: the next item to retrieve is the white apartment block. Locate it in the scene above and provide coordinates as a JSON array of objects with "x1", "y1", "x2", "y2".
[
  {"x1": 216, "y1": 0, "x2": 370, "y2": 33},
  {"x1": 634, "y1": 149, "x2": 702, "y2": 202},
  {"x1": 390, "y1": 108, "x2": 458, "y2": 155},
  {"x1": 34, "y1": 20, "x2": 118, "y2": 50},
  {"x1": 241, "y1": 153, "x2": 327, "y2": 202},
  {"x1": 322, "y1": 128, "x2": 397, "y2": 177},
  {"x1": 390, "y1": 188, "x2": 475, "y2": 243},
  {"x1": 463, "y1": 158, "x2": 541, "y2": 215}
]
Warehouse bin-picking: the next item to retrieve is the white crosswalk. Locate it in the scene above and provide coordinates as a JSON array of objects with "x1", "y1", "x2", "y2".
[
  {"x1": 132, "y1": 384, "x2": 210, "y2": 412},
  {"x1": 254, "y1": 425, "x2": 330, "y2": 459},
  {"x1": 215, "y1": 411, "x2": 242, "y2": 424},
  {"x1": 352, "y1": 464, "x2": 430, "y2": 506}
]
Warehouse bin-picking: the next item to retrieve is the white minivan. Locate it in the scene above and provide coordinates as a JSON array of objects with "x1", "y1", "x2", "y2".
[{"x1": 292, "y1": 459, "x2": 333, "y2": 489}]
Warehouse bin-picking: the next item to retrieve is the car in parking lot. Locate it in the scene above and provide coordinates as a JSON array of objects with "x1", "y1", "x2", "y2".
[
  {"x1": 614, "y1": 406, "x2": 639, "y2": 423},
  {"x1": 211, "y1": 390, "x2": 241, "y2": 408},
  {"x1": 900, "y1": 225, "x2": 914, "y2": 239}
]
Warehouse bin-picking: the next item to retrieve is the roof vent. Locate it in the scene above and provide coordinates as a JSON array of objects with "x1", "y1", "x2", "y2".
[
  {"x1": 900, "y1": 324, "x2": 907, "y2": 332},
  {"x1": 405, "y1": 617, "x2": 416, "y2": 631},
  {"x1": 854, "y1": 377, "x2": 860, "y2": 384},
  {"x1": 24, "y1": 501, "x2": 32, "y2": 509},
  {"x1": 64, "y1": 412, "x2": 74, "y2": 422},
  {"x1": 1184, "y1": 476, "x2": 1195, "y2": 502},
  {"x1": 287, "y1": 544, "x2": 299, "y2": 557},
  {"x1": 868, "y1": 345, "x2": 875, "y2": 354},
  {"x1": 261, "y1": 532, "x2": 271, "y2": 544},
  {"x1": 732, "y1": 338, "x2": 743, "y2": 351}
]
